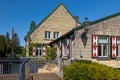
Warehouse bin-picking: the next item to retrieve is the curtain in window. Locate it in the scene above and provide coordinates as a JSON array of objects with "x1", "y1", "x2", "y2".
[
  {"x1": 93, "y1": 35, "x2": 98, "y2": 58},
  {"x1": 112, "y1": 36, "x2": 117, "y2": 58}
]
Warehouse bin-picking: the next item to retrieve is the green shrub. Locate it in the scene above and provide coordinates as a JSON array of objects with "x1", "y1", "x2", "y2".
[
  {"x1": 64, "y1": 61, "x2": 120, "y2": 80},
  {"x1": 45, "y1": 46, "x2": 57, "y2": 60}
]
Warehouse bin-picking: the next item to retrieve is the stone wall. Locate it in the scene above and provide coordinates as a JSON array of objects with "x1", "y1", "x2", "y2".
[
  {"x1": 30, "y1": 5, "x2": 80, "y2": 44},
  {"x1": 74, "y1": 15, "x2": 120, "y2": 68}
]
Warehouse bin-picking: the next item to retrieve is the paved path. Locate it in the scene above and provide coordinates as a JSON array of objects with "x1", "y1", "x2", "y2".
[
  {"x1": 0, "y1": 73, "x2": 62, "y2": 80},
  {"x1": 30, "y1": 73, "x2": 62, "y2": 80}
]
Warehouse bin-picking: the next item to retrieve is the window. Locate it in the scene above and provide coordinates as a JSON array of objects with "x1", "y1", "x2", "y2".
[
  {"x1": 117, "y1": 37, "x2": 120, "y2": 57},
  {"x1": 93, "y1": 35, "x2": 120, "y2": 59},
  {"x1": 98, "y1": 36, "x2": 108, "y2": 57},
  {"x1": 92, "y1": 35, "x2": 109, "y2": 58},
  {"x1": 63, "y1": 39, "x2": 67, "y2": 56},
  {"x1": 54, "y1": 32, "x2": 59, "y2": 39},
  {"x1": 45, "y1": 31, "x2": 50, "y2": 39}
]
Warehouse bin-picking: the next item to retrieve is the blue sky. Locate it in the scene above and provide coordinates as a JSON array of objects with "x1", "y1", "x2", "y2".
[{"x1": 0, "y1": 0, "x2": 120, "y2": 46}]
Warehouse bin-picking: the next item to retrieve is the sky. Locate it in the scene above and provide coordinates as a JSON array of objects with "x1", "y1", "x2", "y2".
[{"x1": 0, "y1": 0, "x2": 120, "y2": 46}]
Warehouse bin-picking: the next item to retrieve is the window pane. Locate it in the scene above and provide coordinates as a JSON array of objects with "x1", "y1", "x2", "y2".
[
  {"x1": 45, "y1": 31, "x2": 50, "y2": 39},
  {"x1": 98, "y1": 44, "x2": 102, "y2": 56},
  {"x1": 48, "y1": 32, "x2": 50, "y2": 38},
  {"x1": 54, "y1": 32, "x2": 59, "y2": 39},
  {"x1": 117, "y1": 45, "x2": 120, "y2": 56},
  {"x1": 103, "y1": 44, "x2": 107, "y2": 56},
  {"x1": 45, "y1": 32, "x2": 47, "y2": 38},
  {"x1": 117, "y1": 37, "x2": 120, "y2": 44},
  {"x1": 98, "y1": 36, "x2": 108, "y2": 43}
]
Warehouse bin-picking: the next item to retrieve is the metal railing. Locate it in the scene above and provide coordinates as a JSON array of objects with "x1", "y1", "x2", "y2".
[
  {"x1": 0, "y1": 58, "x2": 32, "y2": 80},
  {"x1": 0, "y1": 57, "x2": 58, "y2": 80}
]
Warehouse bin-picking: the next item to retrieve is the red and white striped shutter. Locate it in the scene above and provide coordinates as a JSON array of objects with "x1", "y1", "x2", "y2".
[
  {"x1": 59, "y1": 40, "x2": 62, "y2": 57},
  {"x1": 93, "y1": 35, "x2": 98, "y2": 58},
  {"x1": 67, "y1": 38, "x2": 70, "y2": 58},
  {"x1": 112, "y1": 36, "x2": 117, "y2": 58},
  {"x1": 42, "y1": 46, "x2": 46, "y2": 56}
]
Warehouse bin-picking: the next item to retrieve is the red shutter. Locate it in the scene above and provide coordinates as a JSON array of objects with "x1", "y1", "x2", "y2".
[
  {"x1": 59, "y1": 40, "x2": 62, "y2": 57},
  {"x1": 67, "y1": 38, "x2": 70, "y2": 58},
  {"x1": 42, "y1": 46, "x2": 46, "y2": 56},
  {"x1": 32, "y1": 47, "x2": 36, "y2": 57},
  {"x1": 93, "y1": 35, "x2": 98, "y2": 58},
  {"x1": 112, "y1": 36, "x2": 117, "y2": 58}
]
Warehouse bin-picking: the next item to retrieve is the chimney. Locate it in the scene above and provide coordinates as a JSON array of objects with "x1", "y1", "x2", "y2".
[
  {"x1": 74, "y1": 16, "x2": 79, "y2": 22},
  {"x1": 84, "y1": 17, "x2": 90, "y2": 27}
]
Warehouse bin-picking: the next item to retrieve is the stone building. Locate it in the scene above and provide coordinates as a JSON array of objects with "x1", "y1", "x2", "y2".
[
  {"x1": 49, "y1": 12, "x2": 120, "y2": 69},
  {"x1": 24, "y1": 3, "x2": 80, "y2": 57}
]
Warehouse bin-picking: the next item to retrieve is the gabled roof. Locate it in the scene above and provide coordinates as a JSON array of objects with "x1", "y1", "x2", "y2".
[
  {"x1": 74, "y1": 12, "x2": 120, "y2": 31},
  {"x1": 24, "y1": 3, "x2": 81, "y2": 40}
]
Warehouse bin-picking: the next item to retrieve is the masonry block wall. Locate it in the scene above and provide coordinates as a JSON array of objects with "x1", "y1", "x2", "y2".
[
  {"x1": 74, "y1": 15, "x2": 120, "y2": 68},
  {"x1": 29, "y1": 5, "x2": 80, "y2": 44}
]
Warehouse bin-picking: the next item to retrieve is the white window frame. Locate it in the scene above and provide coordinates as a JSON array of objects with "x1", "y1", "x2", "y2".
[
  {"x1": 54, "y1": 32, "x2": 59, "y2": 39},
  {"x1": 45, "y1": 31, "x2": 50, "y2": 39},
  {"x1": 98, "y1": 44, "x2": 108, "y2": 57},
  {"x1": 98, "y1": 36, "x2": 109, "y2": 57}
]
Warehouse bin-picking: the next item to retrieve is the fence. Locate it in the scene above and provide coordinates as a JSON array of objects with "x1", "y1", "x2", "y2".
[
  {"x1": 27, "y1": 59, "x2": 58, "y2": 73},
  {"x1": 0, "y1": 58, "x2": 32, "y2": 80},
  {"x1": 0, "y1": 58, "x2": 58, "y2": 80}
]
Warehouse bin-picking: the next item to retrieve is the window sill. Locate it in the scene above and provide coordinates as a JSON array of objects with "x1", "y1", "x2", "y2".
[
  {"x1": 116, "y1": 57, "x2": 120, "y2": 60},
  {"x1": 97, "y1": 57, "x2": 110, "y2": 60},
  {"x1": 44, "y1": 38, "x2": 53, "y2": 41}
]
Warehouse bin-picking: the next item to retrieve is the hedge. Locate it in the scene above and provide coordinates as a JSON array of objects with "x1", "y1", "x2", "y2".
[{"x1": 63, "y1": 60, "x2": 120, "y2": 80}]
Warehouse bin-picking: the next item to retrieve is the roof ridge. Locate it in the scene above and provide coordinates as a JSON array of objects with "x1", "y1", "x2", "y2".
[{"x1": 74, "y1": 11, "x2": 120, "y2": 31}]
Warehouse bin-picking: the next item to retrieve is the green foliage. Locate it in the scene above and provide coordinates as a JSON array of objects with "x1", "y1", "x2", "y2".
[
  {"x1": 28, "y1": 43, "x2": 38, "y2": 56},
  {"x1": 0, "y1": 35, "x2": 6, "y2": 57},
  {"x1": 64, "y1": 61, "x2": 120, "y2": 80},
  {"x1": 20, "y1": 47, "x2": 26, "y2": 57},
  {"x1": 5, "y1": 32, "x2": 11, "y2": 55},
  {"x1": 30, "y1": 20, "x2": 36, "y2": 32},
  {"x1": 13, "y1": 33, "x2": 23, "y2": 55},
  {"x1": 45, "y1": 46, "x2": 57, "y2": 60},
  {"x1": 0, "y1": 32, "x2": 23, "y2": 57}
]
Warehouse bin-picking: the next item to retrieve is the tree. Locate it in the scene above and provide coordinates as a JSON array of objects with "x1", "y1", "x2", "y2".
[
  {"x1": 14, "y1": 33, "x2": 21, "y2": 54},
  {"x1": 0, "y1": 35, "x2": 6, "y2": 57},
  {"x1": 30, "y1": 20, "x2": 36, "y2": 32},
  {"x1": 5, "y1": 32, "x2": 11, "y2": 55}
]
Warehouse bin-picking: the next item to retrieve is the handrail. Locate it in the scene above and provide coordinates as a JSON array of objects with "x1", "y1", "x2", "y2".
[{"x1": 18, "y1": 58, "x2": 30, "y2": 80}]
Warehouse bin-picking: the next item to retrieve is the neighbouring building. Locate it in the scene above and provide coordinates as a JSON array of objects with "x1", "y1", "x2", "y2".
[
  {"x1": 49, "y1": 12, "x2": 120, "y2": 71},
  {"x1": 24, "y1": 3, "x2": 81, "y2": 57}
]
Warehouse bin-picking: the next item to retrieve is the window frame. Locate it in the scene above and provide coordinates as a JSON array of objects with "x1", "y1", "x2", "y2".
[
  {"x1": 53, "y1": 32, "x2": 59, "y2": 39},
  {"x1": 45, "y1": 31, "x2": 51, "y2": 39},
  {"x1": 92, "y1": 35, "x2": 109, "y2": 59},
  {"x1": 98, "y1": 36, "x2": 109, "y2": 57},
  {"x1": 98, "y1": 43, "x2": 109, "y2": 57},
  {"x1": 116, "y1": 36, "x2": 120, "y2": 58},
  {"x1": 92, "y1": 35, "x2": 120, "y2": 60}
]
